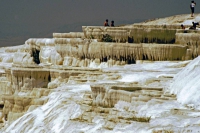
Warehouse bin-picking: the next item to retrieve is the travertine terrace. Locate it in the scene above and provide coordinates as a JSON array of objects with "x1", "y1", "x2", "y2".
[{"x1": 1, "y1": 14, "x2": 200, "y2": 133}]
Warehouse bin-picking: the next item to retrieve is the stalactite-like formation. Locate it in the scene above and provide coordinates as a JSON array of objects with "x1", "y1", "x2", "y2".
[
  {"x1": 53, "y1": 32, "x2": 84, "y2": 38},
  {"x1": 176, "y1": 33, "x2": 200, "y2": 58},
  {"x1": 26, "y1": 38, "x2": 188, "y2": 67},
  {"x1": 82, "y1": 26, "x2": 176, "y2": 44},
  {"x1": 23, "y1": 26, "x2": 200, "y2": 67},
  {"x1": 2, "y1": 15, "x2": 200, "y2": 131},
  {"x1": 11, "y1": 68, "x2": 50, "y2": 91}
]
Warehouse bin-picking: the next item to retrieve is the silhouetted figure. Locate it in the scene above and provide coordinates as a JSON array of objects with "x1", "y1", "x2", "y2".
[
  {"x1": 190, "y1": 1, "x2": 196, "y2": 17},
  {"x1": 104, "y1": 19, "x2": 109, "y2": 26},
  {"x1": 111, "y1": 20, "x2": 114, "y2": 27},
  {"x1": 189, "y1": 22, "x2": 199, "y2": 30},
  {"x1": 181, "y1": 24, "x2": 185, "y2": 29}
]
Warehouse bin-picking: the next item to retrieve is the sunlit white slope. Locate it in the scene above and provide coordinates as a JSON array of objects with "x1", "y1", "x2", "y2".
[
  {"x1": 127, "y1": 14, "x2": 200, "y2": 26},
  {"x1": 3, "y1": 85, "x2": 97, "y2": 133},
  {"x1": 170, "y1": 56, "x2": 200, "y2": 108}
]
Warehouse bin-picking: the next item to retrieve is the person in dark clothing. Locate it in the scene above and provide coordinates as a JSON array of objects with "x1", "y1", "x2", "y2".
[
  {"x1": 104, "y1": 19, "x2": 109, "y2": 26},
  {"x1": 111, "y1": 20, "x2": 114, "y2": 27},
  {"x1": 181, "y1": 24, "x2": 187, "y2": 33},
  {"x1": 190, "y1": 1, "x2": 196, "y2": 17},
  {"x1": 189, "y1": 22, "x2": 199, "y2": 29},
  {"x1": 181, "y1": 24, "x2": 185, "y2": 29}
]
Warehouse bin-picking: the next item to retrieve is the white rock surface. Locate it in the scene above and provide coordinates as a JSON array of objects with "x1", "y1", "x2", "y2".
[{"x1": 0, "y1": 14, "x2": 200, "y2": 133}]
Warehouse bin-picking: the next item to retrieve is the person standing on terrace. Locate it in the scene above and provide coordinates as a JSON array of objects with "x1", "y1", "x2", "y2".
[
  {"x1": 190, "y1": 1, "x2": 196, "y2": 17},
  {"x1": 104, "y1": 19, "x2": 109, "y2": 26},
  {"x1": 110, "y1": 20, "x2": 114, "y2": 27}
]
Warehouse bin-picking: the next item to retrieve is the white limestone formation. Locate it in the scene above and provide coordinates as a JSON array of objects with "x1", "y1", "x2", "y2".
[
  {"x1": 176, "y1": 32, "x2": 200, "y2": 58},
  {"x1": 170, "y1": 56, "x2": 200, "y2": 108},
  {"x1": 1, "y1": 14, "x2": 200, "y2": 133},
  {"x1": 40, "y1": 46, "x2": 62, "y2": 65},
  {"x1": 53, "y1": 32, "x2": 84, "y2": 38},
  {"x1": 24, "y1": 38, "x2": 188, "y2": 67}
]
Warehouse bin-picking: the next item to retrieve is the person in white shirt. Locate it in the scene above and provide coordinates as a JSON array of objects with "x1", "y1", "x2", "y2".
[{"x1": 190, "y1": 1, "x2": 196, "y2": 17}]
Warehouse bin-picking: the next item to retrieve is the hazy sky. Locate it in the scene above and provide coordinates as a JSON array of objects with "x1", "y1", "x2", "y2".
[
  {"x1": 0, "y1": 0, "x2": 194, "y2": 24},
  {"x1": 0, "y1": 0, "x2": 198, "y2": 46}
]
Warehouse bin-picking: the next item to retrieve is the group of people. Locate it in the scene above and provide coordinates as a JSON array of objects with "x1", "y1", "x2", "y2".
[
  {"x1": 181, "y1": 1, "x2": 198, "y2": 30},
  {"x1": 181, "y1": 22, "x2": 199, "y2": 30},
  {"x1": 104, "y1": 19, "x2": 114, "y2": 27},
  {"x1": 104, "y1": 1, "x2": 197, "y2": 29}
]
